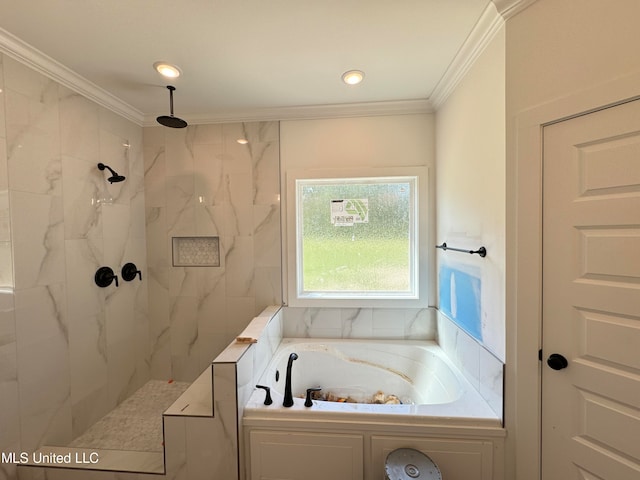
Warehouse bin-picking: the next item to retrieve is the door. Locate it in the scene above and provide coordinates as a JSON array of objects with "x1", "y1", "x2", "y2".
[{"x1": 542, "y1": 99, "x2": 640, "y2": 479}]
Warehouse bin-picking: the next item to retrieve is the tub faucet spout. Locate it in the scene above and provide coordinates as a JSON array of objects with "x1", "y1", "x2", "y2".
[{"x1": 283, "y1": 352, "x2": 298, "y2": 407}]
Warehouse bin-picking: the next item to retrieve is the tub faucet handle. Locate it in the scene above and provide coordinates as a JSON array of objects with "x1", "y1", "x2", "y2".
[
  {"x1": 305, "y1": 387, "x2": 322, "y2": 407},
  {"x1": 255, "y1": 385, "x2": 273, "y2": 405}
]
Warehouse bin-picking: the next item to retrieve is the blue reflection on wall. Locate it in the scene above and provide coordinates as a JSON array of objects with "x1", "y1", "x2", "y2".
[{"x1": 439, "y1": 265, "x2": 482, "y2": 342}]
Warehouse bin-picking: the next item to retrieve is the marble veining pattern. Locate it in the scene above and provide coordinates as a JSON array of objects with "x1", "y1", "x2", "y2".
[
  {"x1": 0, "y1": 54, "x2": 20, "y2": 480},
  {"x1": 144, "y1": 122, "x2": 281, "y2": 382},
  {"x1": 282, "y1": 306, "x2": 436, "y2": 340},
  {"x1": 0, "y1": 51, "x2": 503, "y2": 480},
  {"x1": 1, "y1": 52, "x2": 150, "y2": 478}
]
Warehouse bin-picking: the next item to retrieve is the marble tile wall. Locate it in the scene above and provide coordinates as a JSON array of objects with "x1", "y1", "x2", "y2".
[
  {"x1": 163, "y1": 413, "x2": 237, "y2": 480},
  {"x1": 236, "y1": 307, "x2": 283, "y2": 480},
  {"x1": 282, "y1": 306, "x2": 436, "y2": 340},
  {"x1": 143, "y1": 122, "x2": 281, "y2": 382},
  {"x1": 437, "y1": 311, "x2": 503, "y2": 419},
  {"x1": 205, "y1": 306, "x2": 283, "y2": 480},
  {"x1": 281, "y1": 306, "x2": 502, "y2": 418},
  {"x1": 0, "y1": 53, "x2": 149, "y2": 477},
  {"x1": 0, "y1": 53, "x2": 20, "y2": 480},
  {"x1": 17, "y1": 415, "x2": 230, "y2": 480}
]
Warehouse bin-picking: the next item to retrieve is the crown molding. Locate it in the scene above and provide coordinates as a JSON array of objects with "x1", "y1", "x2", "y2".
[
  {"x1": 0, "y1": 26, "x2": 430, "y2": 127},
  {"x1": 429, "y1": 2, "x2": 504, "y2": 110},
  {"x1": 143, "y1": 98, "x2": 433, "y2": 126},
  {"x1": 429, "y1": 0, "x2": 539, "y2": 110},
  {"x1": 0, "y1": 27, "x2": 144, "y2": 125},
  {"x1": 0, "y1": 2, "x2": 537, "y2": 126},
  {"x1": 492, "y1": 0, "x2": 539, "y2": 19}
]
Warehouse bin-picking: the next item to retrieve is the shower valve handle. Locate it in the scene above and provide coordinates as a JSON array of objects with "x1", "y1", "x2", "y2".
[
  {"x1": 305, "y1": 387, "x2": 322, "y2": 407},
  {"x1": 95, "y1": 266, "x2": 119, "y2": 288},
  {"x1": 122, "y1": 262, "x2": 142, "y2": 282}
]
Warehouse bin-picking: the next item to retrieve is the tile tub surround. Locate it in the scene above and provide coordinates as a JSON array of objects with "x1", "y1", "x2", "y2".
[
  {"x1": 207, "y1": 305, "x2": 284, "y2": 480},
  {"x1": 243, "y1": 308, "x2": 505, "y2": 480},
  {"x1": 282, "y1": 306, "x2": 436, "y2": 340},
  {"x1": 245, "y1": 338, "x2": 500, "y2": 423},
  {"x1": 437, "y1": 311, "x2": 504, "y2": 419},
  {"x1": 204, "y1": 305, "x2": 497, "y2": 479},
  {"x1": 281, "y1": 306, "x2": 502, "y2": 419}
]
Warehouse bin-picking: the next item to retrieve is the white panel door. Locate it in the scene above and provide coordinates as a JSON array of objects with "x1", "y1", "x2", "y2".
[{"x1": 542, "y1": 99, "x2": 640, "y2": 479}]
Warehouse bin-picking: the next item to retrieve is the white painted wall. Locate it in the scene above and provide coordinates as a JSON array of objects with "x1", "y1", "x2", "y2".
[
  {"x1": 280, "y1": 114, "x2": 437, "y2": 304},
  {"x1": 280, "y1": 115, "x2": 434, "y2": 170},
  {"x1": 506, "y1": 0, "x2": 640, "y2": 114},
  {"x1": 435, "y1": 27, "x2": 506, "y2": 361},
  {"x1": 505, "y1": 1, "x2": 640, "y2": 479}
]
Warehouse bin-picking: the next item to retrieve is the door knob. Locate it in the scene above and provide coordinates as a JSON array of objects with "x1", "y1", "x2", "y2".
[{"x1": 547, "y1": 353, "x2": 568, "y2": 370}]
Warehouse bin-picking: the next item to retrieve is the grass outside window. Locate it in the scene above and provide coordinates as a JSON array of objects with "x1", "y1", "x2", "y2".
[{"x1": 296, "y1": 176, "x2": 418, "y2": 299}]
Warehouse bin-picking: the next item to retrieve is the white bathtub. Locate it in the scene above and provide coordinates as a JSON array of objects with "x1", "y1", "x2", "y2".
[{"x1": 244, "y1": 338, "x2": 500, "y2": 424}]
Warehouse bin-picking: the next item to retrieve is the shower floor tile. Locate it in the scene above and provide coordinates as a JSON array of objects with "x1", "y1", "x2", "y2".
[{"x1": 69, "y1": 379, "x2": 190, "y2": 452}]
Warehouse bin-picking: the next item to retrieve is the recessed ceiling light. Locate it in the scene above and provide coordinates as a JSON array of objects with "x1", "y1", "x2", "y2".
[
  {"x1": 342, "y1": 70, "x2": 365, "y2": 85},
  {"x1": 153, "y1": 62, "x2": 181, "y2": 79},
  {"x1": 237, "y1": 138, "x2": 249, "y2": 145}
]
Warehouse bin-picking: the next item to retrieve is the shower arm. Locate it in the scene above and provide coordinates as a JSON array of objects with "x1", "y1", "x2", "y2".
[
  {"x1": 98, "y1": 162, "x2": 120, "y2": 177},
  {"x1": 169, "y1": 86, "x2": 175, "y2": 116}
]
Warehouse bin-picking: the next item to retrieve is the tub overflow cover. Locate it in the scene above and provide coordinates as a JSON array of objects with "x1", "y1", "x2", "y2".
[{"x1": 384, "y1": 448, "x2": 442, "y2": 480}]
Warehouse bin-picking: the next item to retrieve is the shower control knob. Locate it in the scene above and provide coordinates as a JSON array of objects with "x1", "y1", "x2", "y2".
[
  {"x1": 95, "y1": 266, "x2": 118, "y2": 288},
  {"x1": 547, "y1": 353, "x2": 568, "y2": 370},
  {"x1": 122, "y1": 262, "x2": 142, "y2": 282}
]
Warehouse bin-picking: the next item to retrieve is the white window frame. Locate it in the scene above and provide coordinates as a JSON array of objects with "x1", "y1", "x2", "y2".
[{"x1": 284, "y1": 167, "x2": 429, "y2": 308}]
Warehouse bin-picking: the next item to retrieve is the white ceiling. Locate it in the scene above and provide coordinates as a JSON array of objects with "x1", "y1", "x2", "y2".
[{"x1": 0, "y1": 0, "x2": 513, "y2": 125}]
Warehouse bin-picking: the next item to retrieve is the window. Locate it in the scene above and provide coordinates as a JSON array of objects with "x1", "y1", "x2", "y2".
[{"x1": 286, "y1": 168, "x2": 428, "y2": 307}]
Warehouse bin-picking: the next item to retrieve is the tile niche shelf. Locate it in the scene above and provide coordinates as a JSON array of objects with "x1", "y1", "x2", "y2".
[{"x1": 172, "y1": 236, "x2": 220, "y2": 267}]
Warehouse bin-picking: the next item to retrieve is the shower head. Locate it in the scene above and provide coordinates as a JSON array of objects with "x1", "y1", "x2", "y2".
[
  {"x1": 97, "y1": 163, "x2": 126, "y2": 183},
  {"x1": 157, "y1": 85, "x2": 188, "y2": 129},
  {"x1": 157, "y1": 115, "x2": 188, "y2": 129}
]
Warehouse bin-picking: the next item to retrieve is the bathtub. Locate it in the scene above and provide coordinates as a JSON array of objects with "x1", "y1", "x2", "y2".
[{"x1": 244, "y1": 338, "x2": 500, "y2": 424}]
